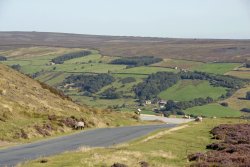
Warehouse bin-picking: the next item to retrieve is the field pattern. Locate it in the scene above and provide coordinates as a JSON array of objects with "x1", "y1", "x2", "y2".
[{"x1": 1, "y1": 46, "x2": 249, "y2": 116}]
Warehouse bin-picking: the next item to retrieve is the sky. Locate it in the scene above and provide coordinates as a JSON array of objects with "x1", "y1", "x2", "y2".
[{"x1": 0, "y1": 0, "x2": 250, "y2": 39}]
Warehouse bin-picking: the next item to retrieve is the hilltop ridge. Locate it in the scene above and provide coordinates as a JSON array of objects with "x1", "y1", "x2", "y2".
[{"x1": 0, "y1": 31, "x2": 250, "y2": 62}]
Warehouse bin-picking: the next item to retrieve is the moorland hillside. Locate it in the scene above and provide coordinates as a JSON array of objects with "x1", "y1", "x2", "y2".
[
  {"x1": 0, "y1": 64, "x2": 138, "y2": 142},
  {"x1": 0, "y1": 31, "x2": 250, "y2": 62}
]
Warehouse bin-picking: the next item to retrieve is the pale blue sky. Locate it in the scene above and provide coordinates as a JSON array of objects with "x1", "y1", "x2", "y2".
[{"x1": 0, "y1": 0, "x2": 250, "y2": 39}]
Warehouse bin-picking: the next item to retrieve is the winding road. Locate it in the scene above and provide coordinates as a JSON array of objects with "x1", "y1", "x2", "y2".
[{"x1": 0, "y1": 124, "x2": 176, "y2": 167}]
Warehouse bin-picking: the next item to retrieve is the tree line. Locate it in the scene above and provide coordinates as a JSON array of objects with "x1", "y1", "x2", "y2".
[
  {"x1": 134, "y1": 71, "x2": 245, "y2": 108},
  {"x1": 52, "y1": 50, "x2": 91, "y2": 64},
  {"x1": 110, "y1": 56, "x2": 163, "y2": 67},
  {"x1": 134, "y1": 72, "x2": 180, "y2": 100},
  {"x1": 180, "y1": 71, "x2": 244, "y2": 89},
  {"x1": 63, "y1": 73, "x2": 115, "y2": 94},
  {"x1": 164, "y1": 97, "x2": 213, "y2": 113}
]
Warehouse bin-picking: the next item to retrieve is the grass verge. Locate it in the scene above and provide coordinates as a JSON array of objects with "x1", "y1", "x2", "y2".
[{"x1": 20, "y1": 118, "x2": 248, "y2": 167}]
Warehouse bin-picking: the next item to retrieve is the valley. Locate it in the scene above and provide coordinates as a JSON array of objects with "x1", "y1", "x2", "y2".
[
  {"x1": 1, "y1": 46, "x2": 249, "y2": 118},
  {"x1": 0, "y1": 33, "x2": 249, "y2": 167}
]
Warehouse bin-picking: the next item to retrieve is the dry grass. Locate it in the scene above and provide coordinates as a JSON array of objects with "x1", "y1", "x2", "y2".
[
  {"x1": 226, "y1": 70, "x2": 250, "y2": 79},
  {"x1": 78, "y1": 149, "x2": 174, "y2": 167},
  {"x1": 142, "y1": 125, "x2": 189, "y2": 142},
  {"x1": 0, "y1": 46, "x2": 83, "y2": 59}
]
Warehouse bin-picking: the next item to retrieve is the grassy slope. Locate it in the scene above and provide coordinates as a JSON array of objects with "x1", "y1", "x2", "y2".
[
  {"x1": 0, "y1": 64, "x2": 141, "y2": 143},
  {"x1": 225, "y1": 67, "x2": 250, "y2": 79},
  {"x1": 185, "y1": 103, "x2": 242, "y2": 117},
  {"x1": 158, "y1": 80, "x2": 227, "y2": 101},
  {"x1": 226, "y1": 71, "x2": 250, "y2": 79},
  {"x1": 21, "y1": 118, "x2": 248, "y2": 167}
]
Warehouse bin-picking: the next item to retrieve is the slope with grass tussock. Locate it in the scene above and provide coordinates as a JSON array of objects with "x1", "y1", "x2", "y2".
[{"x1": 0, "y1": 64, "x2": 139, "y2": 143}]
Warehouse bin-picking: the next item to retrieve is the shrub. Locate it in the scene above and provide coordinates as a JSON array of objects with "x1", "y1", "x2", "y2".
[
  {"x1": 39, "y1": 159, "x2": 48, "y2": 163},
  {"x1": 176, "y1": 110, "x2": 185, "y2": 115},
  {"x1": 220, "y1": 102, "x2": 229, "y2": 107},
  {"x1": 64, "y1": 74, "x2": 115, "y2": 94},
  {"x1": 101, "y1": 87, "x2": 121, "y2": 99},
  {"x1": 10, "y1": 64, "x2": 21, "y2": 71},
  {"x1": 241, "y1": 108, "x2": 250, "y2": 113}
]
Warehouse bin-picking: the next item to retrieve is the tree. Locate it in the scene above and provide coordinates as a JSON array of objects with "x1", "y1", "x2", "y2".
[
  {"x1": 165, "y1": 100, "x2": 176, "y2": 111},
  {"x1": 101, "y1": 87, "x2": 121, "y2": 99},
  {"x1": 220, "y1": 102, "x2": 228, "y2": 107},
  {"x1": 63, "y1": 73, "x2": 115, "y2": 94},
  {"x1": 246, "y1": 91, "x2": 250, "y2": 100},
  {"x1": 134, "y1": 72, "x2": 180, "y2": 100},
  {"x1": 241, "y1": 108, "x2": 250, "y2": 113},
  {"x1": 11, "y1": 64, "x2": 21, "y2": 71}
]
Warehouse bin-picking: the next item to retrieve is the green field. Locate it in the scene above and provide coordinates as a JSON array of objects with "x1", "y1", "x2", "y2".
[
  {"x1": 1, "y1": 47, "x2": 247, "y2": 116},
  {"x1": 151, "y1": 58, "x2": 203, "y2": 69},
  {"x1": 193, "y1": 63, "x2": 240, "y2": 74},
  {"x1": 185, "y1": 103, "x2": 242, "y2": 117},
  {"x1": 64, "y1": 54, "x2": 118, "y2": 64},
  {"x1": 158, "y1": 80, "x2": 227, "y2": 101}
]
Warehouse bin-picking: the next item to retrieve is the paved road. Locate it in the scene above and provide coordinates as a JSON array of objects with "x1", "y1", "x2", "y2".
[
  {"x1": 0, "y1": 124, "x2": 176, "y2": 167},
  {"x1": 140, "y1": 114, "x2": 194, "y2": 124}
]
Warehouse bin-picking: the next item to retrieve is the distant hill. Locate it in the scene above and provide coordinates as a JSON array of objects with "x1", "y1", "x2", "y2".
[
  {"x1": 0, "y1": 64, "x2": 138, "y2": 142},
  {"x1": 0, "y1": 31, "x2": 250, "y2": 62}
]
